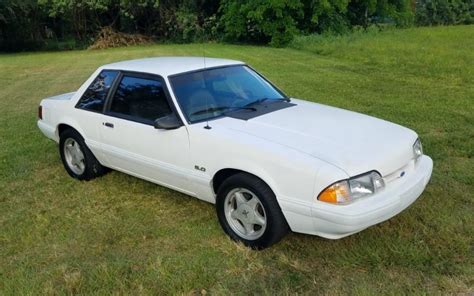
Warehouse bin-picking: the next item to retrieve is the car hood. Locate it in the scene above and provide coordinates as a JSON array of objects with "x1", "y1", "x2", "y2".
[{"x1": 218, "y1": 99, "x2": 418, "y2": 176}]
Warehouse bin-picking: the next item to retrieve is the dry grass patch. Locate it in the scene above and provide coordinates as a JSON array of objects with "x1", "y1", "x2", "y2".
[{"x1": 88, "y1": 27, "x2": 153, "y2": 50}]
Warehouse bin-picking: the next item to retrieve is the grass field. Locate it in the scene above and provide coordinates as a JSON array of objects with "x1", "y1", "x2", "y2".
[{"x1": 1, "y1": 25, "x2": 473, "y2": 294}]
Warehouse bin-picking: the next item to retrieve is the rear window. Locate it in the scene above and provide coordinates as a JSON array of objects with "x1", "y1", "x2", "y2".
[{"x1": 76, "y1": 70, "x2": 118, "y2": 112}]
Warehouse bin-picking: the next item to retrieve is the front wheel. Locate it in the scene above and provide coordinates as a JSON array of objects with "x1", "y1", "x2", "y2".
[{"x1": 216, "y1": 173, "x2": 289, "y2": 249}]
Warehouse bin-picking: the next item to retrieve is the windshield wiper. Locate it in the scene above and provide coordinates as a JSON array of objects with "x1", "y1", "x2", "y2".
[
  {"x1": 190, "y1": 106, "x2": 256, "y2": 116},
  {"x1": 244, "y1": 97, "x2": 290, "y2": 107}
]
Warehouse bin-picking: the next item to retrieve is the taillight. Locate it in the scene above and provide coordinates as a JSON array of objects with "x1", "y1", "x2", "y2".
[{"x1": 38, "y1": 105, "x2": 43, "y2": 120}]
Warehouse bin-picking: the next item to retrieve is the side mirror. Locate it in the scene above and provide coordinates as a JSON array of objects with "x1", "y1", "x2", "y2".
[{"x1": 154, "y1": 113, "x2": 182, "y2": 130}]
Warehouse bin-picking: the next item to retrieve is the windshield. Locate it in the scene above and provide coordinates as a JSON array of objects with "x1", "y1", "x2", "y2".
[{"x1": 169, "y1": 65, "x2": 286, "y2": 123}]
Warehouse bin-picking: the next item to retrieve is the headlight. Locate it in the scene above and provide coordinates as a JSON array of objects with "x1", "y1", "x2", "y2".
[
  {"x1": 413, "y1": 138, "x2": 423, "y2": 159},
  {"x1": 318, "y1": 171, "x2": 385, "y2": 204}
]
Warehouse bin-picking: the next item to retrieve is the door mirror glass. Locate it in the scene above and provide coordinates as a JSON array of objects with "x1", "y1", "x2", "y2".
[{"x1": 154, "y1": 113, "x2": 182, "y2": 130}]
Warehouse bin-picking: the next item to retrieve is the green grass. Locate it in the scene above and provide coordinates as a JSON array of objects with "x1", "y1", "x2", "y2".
[{"x1": 1, "y1": 25, "x2": 473, "y2": 294}]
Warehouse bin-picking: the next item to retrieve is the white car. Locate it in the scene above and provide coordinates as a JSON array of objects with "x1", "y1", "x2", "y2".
[{"x1": 38, "y1": 57, "x2": 433, "y2": 249}]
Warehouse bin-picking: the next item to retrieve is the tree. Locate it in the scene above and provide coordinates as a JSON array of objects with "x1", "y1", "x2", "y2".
[
  {"x1": 0, "y1": 0, "x2": 45, "y2": 51},
  {"x1": 220, "y1": 0, "x2": 304, "y2": 47}
]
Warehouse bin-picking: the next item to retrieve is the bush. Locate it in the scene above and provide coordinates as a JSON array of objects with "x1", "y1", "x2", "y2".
[
  {"x1": 416, "y1": 0, "x2": 474, "y2": 25},
  {"x1": 219, "y1": 0, "x2": 415, "y2": 46},
  {"x1": 0, "y1": 0, "x2": 46, "y2": 52},
  {"x1": 163, "y1": 9, "x2": 199, "y2": 42},
  {"x1": 304, "y1": 0, "x2": 351, "y2": 34},
  {"x1": 220, "y1": 0, "x2": 304, "y2": 47},
  {"x1": 1, "y1": 0, "x2": 472, "y2": 52}
]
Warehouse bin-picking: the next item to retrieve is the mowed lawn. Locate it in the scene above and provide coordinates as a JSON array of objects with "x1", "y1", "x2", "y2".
[{"x1": 1, "y1": 25, "x2": 473, "y2": 294}]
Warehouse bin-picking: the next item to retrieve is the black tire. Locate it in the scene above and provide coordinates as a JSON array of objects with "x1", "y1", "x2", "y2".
[
  {"x1": 59, "y1": 128, "x2": 108, "y2": 181},
  {"x1": 216, "y1": 173, "x2": 289, "y2": 249}
]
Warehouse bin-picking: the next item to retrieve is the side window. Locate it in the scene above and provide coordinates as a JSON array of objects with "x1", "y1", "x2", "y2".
[
  {"x1": 109, "y1": 75, "x2": 172, "y2": 123},
  {"x1": 76, "y1": 70, "x2": 118, "y2": 112}
]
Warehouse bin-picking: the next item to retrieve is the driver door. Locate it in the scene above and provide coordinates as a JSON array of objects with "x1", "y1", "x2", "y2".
[{"x1": 99, "y1": 72, "x2": 193, "y2": 194}]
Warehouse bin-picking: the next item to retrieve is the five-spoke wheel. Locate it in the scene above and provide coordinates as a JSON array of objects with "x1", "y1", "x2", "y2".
[
  {"x1": 63, "y1": 138, "x2": 86, "y2": 175},
  {"x1": 224, "y1": 188, "x2": 267, "y2": 240},
  {"x1": 59, "y1": 128, "x2": 107, "y2": 181},
  {"x1": 216, "y1": 172, "x2": 289, "y2": 249}
]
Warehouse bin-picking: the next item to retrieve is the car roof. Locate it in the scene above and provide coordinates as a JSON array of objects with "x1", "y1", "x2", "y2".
[{"x1": 100, "y1": 56, "x2": 245, "y2": 77}]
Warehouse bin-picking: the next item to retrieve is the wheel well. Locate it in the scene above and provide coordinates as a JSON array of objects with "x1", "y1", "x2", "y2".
[
  {"x1": 212, "y1": 168, "x2": 269, "y2": 194},
  {"x1": 57, "y1": 124, "x2": 76, "y2": 137}
]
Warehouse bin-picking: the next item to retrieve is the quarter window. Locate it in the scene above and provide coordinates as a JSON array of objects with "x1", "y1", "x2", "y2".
[
  {"x1": 109, "y1": 75, "x2": 172, "y2": 123},
  {"x1": 76, "y1": 70, "x2": 118, "y2": 112}
]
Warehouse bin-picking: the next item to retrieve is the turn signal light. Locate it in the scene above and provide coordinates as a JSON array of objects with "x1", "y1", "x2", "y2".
[
  {"x1": 318, "y1": 171, "x2": 385, "y2": 205},
  {"x1": 318, "y1": 182, "x2": 351, "y2": 204},
  {"x1": 38, "y1": 105, "x2": 43, "y2": 120}
]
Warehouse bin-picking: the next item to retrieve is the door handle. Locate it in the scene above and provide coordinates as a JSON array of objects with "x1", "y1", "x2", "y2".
[{"x1": 103, "y1": 122, "x2": 114, "y2": 128}]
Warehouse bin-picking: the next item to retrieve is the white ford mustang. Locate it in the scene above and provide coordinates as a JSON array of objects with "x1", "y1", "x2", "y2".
[{"x1": 38, "y1": 57, "x2": 433, "y2": 249}]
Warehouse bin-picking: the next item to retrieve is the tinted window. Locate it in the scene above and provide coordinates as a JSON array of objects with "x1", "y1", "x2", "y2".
[
  {"x1": 76, "y1": 70, "x2": 118, "y2": 112},
  {"x1": 170, "y1": 65, "x2": 284, "y2": 123},
  {"x1": 109, "y1": 75, "x2": 172, "y2": 122}
]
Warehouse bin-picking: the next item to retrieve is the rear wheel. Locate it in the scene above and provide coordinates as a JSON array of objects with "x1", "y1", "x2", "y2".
[
  {"x1": 216, "y1": 173, "x2": 289, "y2": 249},
  {"x1": 59, "y1": 129, "x2": 107, "y2": 180}
]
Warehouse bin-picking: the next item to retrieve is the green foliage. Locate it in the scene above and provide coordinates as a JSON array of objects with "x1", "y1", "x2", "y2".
[
  {"x1": 220, "y1": 0, "x2": 304, "y2": 47},
  {"x1": 0, "y1": 0, "x2": 472, "y2": 51},
  {"x1": 37, "y1": 0, "x2": 112, "y2": 17},
  {"x1": 306, "y1": 0, "x2": 351, "y2": 34},
  {"x1": 0, "y1": 0, "x2": 45, "y2": 51},
  {"x1": 219, "y1": 0, "x2": 414, "y2": 46},
  {"x1": 120, "y1": 0, "x2": 161, "y2": 19},
  {"x1": 416, "y1": 0, "x2": 474, "y2": 25},
  {"x1": 165, "y1": 9, "x2": 200, "y2": 42},
  {"x1": 34, "y1": 0, "x2": 217, "y2": 43}
]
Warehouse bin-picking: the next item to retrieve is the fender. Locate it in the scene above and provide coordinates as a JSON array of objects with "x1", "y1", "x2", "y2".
[
  {"x1": 55, "y1": 117, "x2": 107, "y2": 164},
  {"x1": 211, "y1": 163, "x2": 280, "y2": 200}
]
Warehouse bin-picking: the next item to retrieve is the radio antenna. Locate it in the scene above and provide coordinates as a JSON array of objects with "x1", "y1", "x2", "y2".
[{"x1": 203, "y1": 46, "x2": 211, "y2": 130}]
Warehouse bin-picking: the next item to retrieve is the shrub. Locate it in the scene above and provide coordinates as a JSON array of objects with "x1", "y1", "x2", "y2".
[
  {"x1": 220, "y1": 0, "x2": 304, "y2": 47},
  {"x1": 0, "y1": 0, "x2": 46, "y2": 52},
  {"x1": 416, "y1": 0, "x2": 474, "y2": 25},
  {"x1": 1, "y1": 0, "x2": 471, "y2": 52},
  {"x1": 165, "y1": 9, "x2": 209, "y2": 43},
  {"x1": 305, "y1": 0, "x2": 351, "y2": 34}
]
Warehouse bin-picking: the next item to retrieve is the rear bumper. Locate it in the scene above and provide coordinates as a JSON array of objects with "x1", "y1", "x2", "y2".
[
  {"x1": 37, "y1": 120, "x2": 58, "y2": 142},
  {"x1": 281, "y1": 155, "x2": 433, "y2": 239}
]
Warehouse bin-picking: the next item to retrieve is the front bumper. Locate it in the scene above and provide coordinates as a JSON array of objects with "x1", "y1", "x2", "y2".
[{"x1": 281, "y1": 155, "x2": 433, "y2": 239}]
